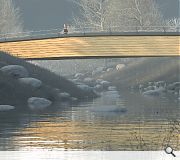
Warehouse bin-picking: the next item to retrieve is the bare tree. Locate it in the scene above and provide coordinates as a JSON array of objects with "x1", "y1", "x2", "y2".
[
  {"x1": 0, "y1": 0, "x2": 23, "y2": 37},
  {"x1": 71, "y1": 0, "x2": 164, "y2": 32},
  {"x1": 119, "y1": 0, "x2": 164, "y2": 31},
  {"x1": 166, "y1": 18, "x2": 180, "y2": 32},
  {"x1": 71, "y1": 0, "x2": 110, "y2": 32}
]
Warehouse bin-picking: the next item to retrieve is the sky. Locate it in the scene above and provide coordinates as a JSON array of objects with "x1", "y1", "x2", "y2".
[{"x1": 14, "y1": 0, "x2": 179, "y2": 31}]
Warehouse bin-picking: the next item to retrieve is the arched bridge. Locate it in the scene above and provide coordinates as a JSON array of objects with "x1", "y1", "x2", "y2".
[{"x1": 0, "y1": 32, "x2": 179, "y2": 60}]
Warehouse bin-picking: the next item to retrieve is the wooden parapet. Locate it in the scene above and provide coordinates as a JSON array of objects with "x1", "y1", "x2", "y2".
[{"x1": 0, "y1": 35, "x2": 179, "y2": 59}]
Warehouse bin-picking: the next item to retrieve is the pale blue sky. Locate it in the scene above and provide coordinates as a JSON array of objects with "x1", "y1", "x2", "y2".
[{"x1": 14, "y1": 0, "x2": 179, "y2": 30}]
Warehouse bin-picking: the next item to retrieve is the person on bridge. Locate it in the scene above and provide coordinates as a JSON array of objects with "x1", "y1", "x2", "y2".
[{"x1": 63, "y1": 24, "x2": 68, "y2": 34}]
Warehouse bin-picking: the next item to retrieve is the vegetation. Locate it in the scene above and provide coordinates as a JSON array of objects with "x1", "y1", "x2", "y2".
[
  {"x1": 70, "y1": 0, "x2": 165, "y2": 32},
  {"x1": 0, "y1": 0, "x2": 23, "y2": 37}
]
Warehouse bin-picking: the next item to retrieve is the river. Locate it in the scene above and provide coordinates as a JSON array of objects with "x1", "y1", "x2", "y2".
[{"x1": 0, "y1": 89, "x2": 179, "y2": 151}]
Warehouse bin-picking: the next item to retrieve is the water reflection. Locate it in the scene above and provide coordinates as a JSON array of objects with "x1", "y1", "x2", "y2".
[{"x1": 0, "y1": 90, "x2": 179, "y2": 151}]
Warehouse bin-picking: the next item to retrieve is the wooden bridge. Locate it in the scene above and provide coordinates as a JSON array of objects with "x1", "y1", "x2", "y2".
[{"x1": 0, "y1": 32, "x2": 179, "y2": 60}]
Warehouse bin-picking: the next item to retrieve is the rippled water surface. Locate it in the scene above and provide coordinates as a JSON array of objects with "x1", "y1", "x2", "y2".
[{"x1": 0, "y1": 90, "x2": 179, "y2": 151}]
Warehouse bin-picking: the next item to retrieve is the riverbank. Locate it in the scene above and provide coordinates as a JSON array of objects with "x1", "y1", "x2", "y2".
[{"x1": 0, "y1": 51, "x2": 97, "y2": 112}]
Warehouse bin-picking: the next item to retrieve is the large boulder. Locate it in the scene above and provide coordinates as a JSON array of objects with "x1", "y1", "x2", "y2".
[
  {"x1": 0, "y1": 65, "x2": 29, "y2": 78},
  {"x1": 0, "y1": 105, "x2": 15, "y2": 111},
  {"x1": 28, "y1": 97, "x2": 52, "y2": 110},
  {"x1": 18, "y1": 78, "x2": 42, "y2": 88}
]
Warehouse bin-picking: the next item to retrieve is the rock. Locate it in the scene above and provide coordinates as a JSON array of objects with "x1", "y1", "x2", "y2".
[
  {"x1": 0, "y1": 105, "x2": 15, "y2": 111},
  {"x1": 28, "y1": 97, "x2": 52, "y2": 110},
  {"x1": 148, "y1": 82, "x2": 154, "y2": 86},
  {"x1": 83, "y1": 77, "x2": 95, "y2": 86},
  {"x1": 144, "y1": 86, "x2": 155, "y2": 91},
  {"x1": 167, "y1": 82, "x2": 180, "y2": 91},
  {"x1": 53, "y1": 88, "x2": 61, "y2": 92},
  {"x1": 108, "y1": 86, "x2": 117, "y2": 91},
  {"x1": 116, "y1": 64, "x2": 125, "y2": 70},
  {"x1": 106, "y1": 68, "x2": 113, "y2": 72},
  {"x1": 77, "y1": 84, "x2": 93, "y2": 92},
  {"x1": 71, "y1": 97, "x2": 78, "y2": 102},
  {"x1": 84, "y1": 77, "x2": 93, "y2": 83},
  {"x1": 96, "y1": 79, "x2": 103, "y2": 84},
  {"x1": 142, "y1": 88, "x2": 165, "y2": 97},
  {"x1": 58, "y1": 92, "x2": 71, "y2": 99},
  {"x1": 94, "y1": 84, "x2": 103, "y2": 92},
  {"x1": 100, "y1": 80, "x2": 111, "y2": 88},
  {"x1": 18, "y1": 78, "x2": 42, "y2": 88},
  {"x1": 0, "y1": 65, "x2": 29, "y2": 78},
  {"x1": 92, "y1": 67, "x2": 105, "y2": 76},
  {"x1": 74, "y1": 73, "x2": 84, "y2": 79}
]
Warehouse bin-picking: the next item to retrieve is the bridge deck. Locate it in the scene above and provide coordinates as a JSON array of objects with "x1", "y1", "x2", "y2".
[{"x1": 0, "y1": 35, "x2": 179, "y2": 59}]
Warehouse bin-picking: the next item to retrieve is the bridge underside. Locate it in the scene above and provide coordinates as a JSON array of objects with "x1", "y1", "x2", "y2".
[{"x1": 0, "y1": 35, "x2": 179, "y2": 60}]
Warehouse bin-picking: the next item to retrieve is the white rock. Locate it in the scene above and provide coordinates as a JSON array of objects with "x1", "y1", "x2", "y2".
[
  {"x1": 116, "y1": 64, "x2": 125, "y2": 70},
  {"x1": 28, "y1": 97, "x2": 52, "y2": 110},
  {"x1": 58, "y1": 92, "x2": 71, "y2": 98},
  {"x1": 106, "y1": 68, "x2": 114, "y2": 72},
  {"x1": 0, "y1": 105, "x2": 15, "y2": 111},
  {"x1": 84, "y1": 77, "x2": 93, "y2": 83},
  {"x1": 0, "y1": 65, "x2": 29, "y2": 78},
  {"x1": 18, "y1": 78, "x2": 42, "y2": 88},
  {"x1": 74, "y1": 73, "x2": 84, "y2": 79}
]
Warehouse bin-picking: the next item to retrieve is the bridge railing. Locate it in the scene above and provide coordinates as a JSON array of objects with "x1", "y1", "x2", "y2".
[{"x1": 0, "y1": 26, "x2": 179, "y2": 42}]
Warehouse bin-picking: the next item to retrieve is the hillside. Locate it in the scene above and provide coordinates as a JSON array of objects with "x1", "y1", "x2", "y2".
[
  {"x1": 99, "y1": 57, "x2": 180, "y2": 89},
  {"x1": 0, "y1": 51, "x2": 97, "y2": 111}
]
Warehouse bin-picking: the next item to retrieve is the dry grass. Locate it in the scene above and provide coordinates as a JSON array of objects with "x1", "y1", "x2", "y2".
[{"x1": 102, "y1": 57, "x2": 180, "y2": 88}]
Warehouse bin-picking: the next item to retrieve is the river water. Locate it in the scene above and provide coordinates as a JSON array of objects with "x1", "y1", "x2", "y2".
[{"x1": 0, "y1": 89, "x2": 179, "y2": 151}]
